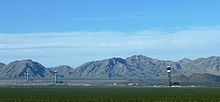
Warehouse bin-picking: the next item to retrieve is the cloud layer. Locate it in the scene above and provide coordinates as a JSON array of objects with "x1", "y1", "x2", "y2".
[{"x1": 0, "y1": 26, "x2": 220, "y2": 67}]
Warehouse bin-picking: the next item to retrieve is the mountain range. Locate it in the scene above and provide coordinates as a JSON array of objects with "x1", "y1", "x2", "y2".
[{"x1": 0, "y1": 55, "x2": 220, "y2": 82}]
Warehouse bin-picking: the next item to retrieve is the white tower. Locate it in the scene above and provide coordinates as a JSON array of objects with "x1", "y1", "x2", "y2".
[
  {"x1": 54, "y1": 70, "x2": 57, "y2": 85},
  {"x1": 26, "y1": 70, "x2": 29, "y2": 82},
  {"x1": 166, "y1": 66, "x2": 172, "y2": 86}
]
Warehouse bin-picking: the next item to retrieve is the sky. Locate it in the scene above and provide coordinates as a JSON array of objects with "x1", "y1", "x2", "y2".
[{"x1": 0, "y1": 0, "x2": 220, "y2": 67}]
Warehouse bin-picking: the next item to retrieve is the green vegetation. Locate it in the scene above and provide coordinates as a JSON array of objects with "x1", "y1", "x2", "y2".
[{"x1": 0, "y1": 87, "x2": 220, "y2": 102}]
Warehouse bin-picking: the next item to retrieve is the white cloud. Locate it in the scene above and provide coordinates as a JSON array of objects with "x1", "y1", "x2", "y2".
[
  {"x1": 1, "y1": 26, "x2": 220, "y2": 67},
  {"x1": 0, "y1": 27, "x2": 220, "y2": 50},
  {"x1": 1, "y1": 27, "x2": 220, "y2": 49}
]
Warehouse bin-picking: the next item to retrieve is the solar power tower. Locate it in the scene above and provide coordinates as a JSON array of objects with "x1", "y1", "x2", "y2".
[
  {"x1": 54, "y1": 70, "x2": 57, "y2": 85},
  {"x1": 166, "y1": 66, "x2": 172, "y2": 86},
  {"x1": 26, "y1": 70, "x2": 29, "y2": 82}
]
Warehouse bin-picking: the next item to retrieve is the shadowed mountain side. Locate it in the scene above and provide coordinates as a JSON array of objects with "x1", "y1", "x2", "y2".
[
  {"x1": 0, "y1": 62, "x2": 5, "y2": 73},
  {"x1": 171, "y1": 73, "x2": 220, "y2": 83},
  {"x1": 0, "y1": 60, "x2": 53, "y2": 78},
  {"x1": 50, "y1": 65, "x2": 75, "y2": 78},
  {"x1": 179, "y1": 56, "x2": 220, "y2": 75},
  {"x1": 73, "y1": 55, "x2": 183, "y2": 79},
  {"x1": 73, "y1": 57, "x2": 129, "y2": 79},
  {"x1": 188, "y1": 73, "x2": 220, "y2": 82},
  {"x1": 0, "y1": 55, "x2": 220, "y2": 81}
]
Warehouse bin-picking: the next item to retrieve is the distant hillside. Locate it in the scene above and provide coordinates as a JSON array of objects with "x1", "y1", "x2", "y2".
[
  {"x1": 50, "y1": 65, "x2": 74, "y2": 78},
  {"x1": 0, "y1": 55, "x2": 220, "y2": 82},
  {"x1": 172, "y1": 73, "x2": 220, "y2": 83},
  {"x1": 73, "y1": 55, "x2": 181, "y2": 79},
  {"x1": 179, "y1": 56, "x2": 220, "y2": 75},
  {"x1": 188, "y1": 73, "x2": 220, "y2": 82},
  {"x1": 0, "y1": 60, "x2": 53, "y2": 78},
  {"x1": 73, "y1": 55, "x2": 220, "y2": 79},
  {"x1": 0, "y1": 62, "x2": 5, "y2": 72}
]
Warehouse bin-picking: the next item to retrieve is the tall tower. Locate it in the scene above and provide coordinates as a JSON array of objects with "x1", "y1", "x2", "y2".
[
  {"x1": 26, "y1": 70, "x2": 29, "y2": 82},
  {"x1": 54, "y1": 70, "x2": 57, "y2": 85},
  {"x1": 166, "y1": 66, "x2": 172, "y2": 86}
]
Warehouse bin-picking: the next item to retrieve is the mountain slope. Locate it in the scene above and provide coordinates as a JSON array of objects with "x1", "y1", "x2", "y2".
[
  {"x1": 50, "y1": 65, "x2": 74, "y2": 78},
  {"x1": 74, "y1": 57, "x2": 128, "y2": 79},
  {"x1": 179, "y1": 56, "x2": 220, "y2": 75},
  {"x1": 0, "y1": 62, "x2": 5, "y2": 73},
  {"x1": 0, "y1": 55, "x2": 220, "y2": 80},
  {"x1": 73, "y1": 55, "x2": 220, "y2": 79},
  {"x1": 74, "y1": 55, "x2": 182, "y2": 79},
  {"x1": 172, "y1": 73, "x2": 220, "y2": 83},
  {"x1": 0, "y1": 60, "x2": 53, "y2": 78},
  {"x1": 188, "y1": 73, "x2": 220, "y2": 82}
]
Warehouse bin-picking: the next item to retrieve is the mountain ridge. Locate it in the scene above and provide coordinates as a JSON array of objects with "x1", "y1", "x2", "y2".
[
  {"x1": 0, "y1": 59, "x2": 53, "y2": 78},
  {"x1": 0, "y1": 55, "x2": 220, "y2": 82}
]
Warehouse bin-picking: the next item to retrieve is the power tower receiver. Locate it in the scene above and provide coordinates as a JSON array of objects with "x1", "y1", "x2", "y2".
[
  {"x1": 54, "y1": 70, "x2": 57, "y2": 85},
  {"x1": 166, "y1": 66, "x2": 172, "y2": 86},
  {"x1": 26, "y1": 70, "x2": 29, "y2": 82}
]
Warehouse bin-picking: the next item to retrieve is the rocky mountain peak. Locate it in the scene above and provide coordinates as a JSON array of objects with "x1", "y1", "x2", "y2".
[
  {"x1": 126, "y1": 55, "x2": 152, "y2": 61},
  {"x1": 0, "y1": 59, "x2": 51, "y2": 78},
  {"x1": 0, "y1": 62, "x2": 5, "y2": 65},
  {"x1": 193, "y1": 58, "x2": 206, "y2": 63},
  {"x1": 107, "y1": 57, "x2": 127, "y2": 65},
  {"x1": 51, "y1": 65, "x2": 73, "y2": 72},
  {"x1": 0, "y1": 62, "x2": 5, "y2": 67},
  {"x1": 50, "y1": 65, "x2": 74, "y2": 78},
  {"x1": 206, "y1": 56, "x2": 220, "y2": 63},
  {"x1": 0, "y1": 62, "x2": 5, "y2": 72},
  {"x1": 7, "y1": 59, "x2": 38, "y2": 67},
  {"x1": 178, "y1": 58, "x2": 192, "y2": 63},
  {"x1": 1, "y1": 55, "x2": 220, "y2": 80}
]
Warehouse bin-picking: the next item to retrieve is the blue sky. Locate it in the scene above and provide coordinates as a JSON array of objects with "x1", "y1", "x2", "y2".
[{"x1": 0, "y1": 0, "x2": 220, "y2": 67}]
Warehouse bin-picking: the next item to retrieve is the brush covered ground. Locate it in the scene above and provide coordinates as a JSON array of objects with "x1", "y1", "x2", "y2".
[{"x1": 0, "y1": 87, "x2": 220, "y2": 102}]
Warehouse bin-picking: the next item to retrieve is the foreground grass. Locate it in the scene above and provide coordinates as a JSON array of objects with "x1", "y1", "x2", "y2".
[{"x1": 0, "y1": 87, "x2": 220, "y2": 102}]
